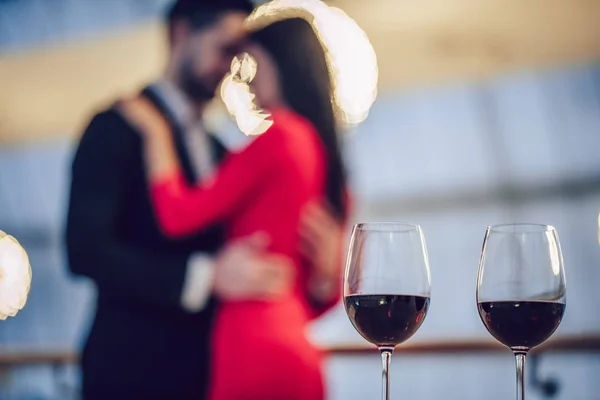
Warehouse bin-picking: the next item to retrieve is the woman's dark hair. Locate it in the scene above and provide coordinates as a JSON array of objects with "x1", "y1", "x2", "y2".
[{"x1": 251, "y1": 17, "x2": 348, "y2": 220}]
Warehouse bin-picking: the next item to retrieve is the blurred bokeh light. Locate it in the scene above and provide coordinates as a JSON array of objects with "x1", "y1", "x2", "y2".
[
  {"x1": 0, "y1": 231, "x2": 32, "y2": 320},
  {"x1": 221, "y1": 0, "x2": 378, "y2": 135}
]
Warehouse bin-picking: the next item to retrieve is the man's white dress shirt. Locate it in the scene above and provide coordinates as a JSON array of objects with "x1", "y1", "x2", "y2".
[{"x1": 149, "y1": 80, "x2": 220, "y2": 313}]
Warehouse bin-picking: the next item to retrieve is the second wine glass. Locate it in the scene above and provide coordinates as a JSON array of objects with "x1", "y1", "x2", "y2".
[
  {"x1": 344, "y1": 223, "x2": 431, "y2": 400},
  {"x1": 477, "y1": 223, "x2": 567, "y2": 400}
]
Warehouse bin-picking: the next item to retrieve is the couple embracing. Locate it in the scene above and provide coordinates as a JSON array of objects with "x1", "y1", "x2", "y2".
[{"x1": 66, "y1": 1, "x2": 350, "y2": 399}]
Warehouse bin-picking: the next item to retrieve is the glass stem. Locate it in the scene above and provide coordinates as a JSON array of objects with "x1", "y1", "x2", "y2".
[
  {"x1": 380, "y1": 348, "x2": 393, "y2": 400},
  {"x1": 514, "y1": 352, "x2": 527, "y2": 400}
]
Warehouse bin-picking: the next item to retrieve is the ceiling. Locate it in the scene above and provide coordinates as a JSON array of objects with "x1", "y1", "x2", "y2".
[
  {"x1": 335, "y1": 0, "x2": 600, "y2": 89},
  {"x1": 1, "y1": 0, "x2": 600, "y2": 143}
]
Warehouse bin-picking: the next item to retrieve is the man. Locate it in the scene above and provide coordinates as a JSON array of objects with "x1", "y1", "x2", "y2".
[{"x1": 65, "y1": 1, "x2": 344, "y2": 399}]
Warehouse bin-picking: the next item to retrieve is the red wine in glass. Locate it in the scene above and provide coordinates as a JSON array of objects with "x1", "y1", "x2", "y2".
[
  {"x1": 477, "y1": 300, "x2": 565, "y2": 351},
  {"x1": 345, "y1": 294, "x2": 430, "y2": 347}
]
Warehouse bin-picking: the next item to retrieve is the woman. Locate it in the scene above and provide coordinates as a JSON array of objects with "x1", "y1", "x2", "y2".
[{"x1": 122, "y1": 17, "x2": 348, "y2": 400}]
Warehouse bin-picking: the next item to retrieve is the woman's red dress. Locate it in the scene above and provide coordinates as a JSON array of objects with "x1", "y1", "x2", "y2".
[{"x1": 150, "y1": 108, "x2": 339, "y2": 400}]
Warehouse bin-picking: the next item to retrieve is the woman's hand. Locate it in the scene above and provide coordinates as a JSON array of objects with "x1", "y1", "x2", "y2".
[
  {"x1": 299, "y1": 201, "x2": 345, "y2": 304},
  {"x1": 117, "y1": 96, "x2": 171, "y2": 138},
  {"x1": 117, "y1": 96, "x2": 179, "y2": 180}
]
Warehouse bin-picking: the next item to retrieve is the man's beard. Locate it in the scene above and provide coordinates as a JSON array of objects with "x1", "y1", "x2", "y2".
[{"x1": 179, "y1": 61, "x2": 218, "y2": 102}]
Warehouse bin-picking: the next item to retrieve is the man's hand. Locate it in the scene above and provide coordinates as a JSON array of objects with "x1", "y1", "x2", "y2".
[
  {"x1": 213, "y1": 233, "x2": 295, "y2": 301},
  {"x1": 299, "y1": 201, "x2": 345, "y2": 303}
]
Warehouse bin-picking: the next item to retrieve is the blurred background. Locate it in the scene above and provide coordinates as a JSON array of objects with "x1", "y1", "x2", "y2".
[{"x1": 1, "y1": 0, "x2": 600, "y2": 399}]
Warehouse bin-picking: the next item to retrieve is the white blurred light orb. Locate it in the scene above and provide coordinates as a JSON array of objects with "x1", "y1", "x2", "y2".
[
  {"x1": 221, "y1": 58, "x2": 273, "y2": 136},
  {"x1": 0, "y1": 231, "x2": 32, "y2": 320},
  {"x1": 314, "y1": 6, "x2": 378, "y2": 126},
  {"x1": 221, "y1": 0, "x2": 378, "y2": 135}
]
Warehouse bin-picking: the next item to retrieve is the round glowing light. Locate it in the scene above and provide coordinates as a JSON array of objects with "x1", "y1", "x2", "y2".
[
  {"x1": 230, "y1": 53, "x2": 258, "y2": 84},
  {"x1": 314, "y1": 6, "x2": 378, "y2": 126},
  {"x1": 220, "y1": 56, "x2": 273, "y2": 136},
  {"x1": 220, "y1": 0, "x2": 378, "y2": 135},
  {"x1": 0, "y1": 231, "x2": 32, "y2": 320}
]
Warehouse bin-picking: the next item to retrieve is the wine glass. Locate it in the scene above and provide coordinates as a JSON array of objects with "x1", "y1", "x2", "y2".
[
  {"x1": 476, "y1": 224, "x2": 567, "y2": 400},
  {"x1": 344, "y1": 223, "x2": 431, "y2": 400}
]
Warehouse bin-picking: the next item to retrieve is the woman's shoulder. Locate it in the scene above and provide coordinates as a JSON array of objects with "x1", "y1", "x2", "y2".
[
  {"x1": 269, "y1": 108, "x2": 315, "y2": 135},
  {"x1": 268, "y1": 108, "x2": 325, "y2": 161},
  {"x1": 265, "y1": 108, "x2": 320, "y2": 151},
  {"x1": 241, "y1": 108, "x2": 320, "y2": 156}
]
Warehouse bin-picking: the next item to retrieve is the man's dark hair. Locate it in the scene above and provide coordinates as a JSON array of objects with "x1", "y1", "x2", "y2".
[{"x1": 166, "y1": 0, "x2": 254, "y2": 32}]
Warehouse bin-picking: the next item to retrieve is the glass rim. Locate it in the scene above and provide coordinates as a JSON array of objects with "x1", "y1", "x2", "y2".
[
  {"x1": 354, "y1": 222, "x2": 421, "y2": 232},
  {"x1": 487, "y1": 223, "x2": 556, "y2": 234}
]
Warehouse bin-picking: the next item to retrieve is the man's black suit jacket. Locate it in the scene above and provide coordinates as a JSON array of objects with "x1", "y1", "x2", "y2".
[{"x1": 66, "y1": 88, "x2": 227, "y2": 400}]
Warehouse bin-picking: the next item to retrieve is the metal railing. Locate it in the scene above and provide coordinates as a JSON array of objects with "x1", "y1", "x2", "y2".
[{"x1": 0, "y1": 335, "x2": 598, "y2": 399}]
